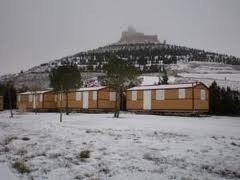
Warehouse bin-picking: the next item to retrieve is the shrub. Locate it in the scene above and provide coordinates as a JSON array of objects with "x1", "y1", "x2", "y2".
[
  {"x1": 22, "y1": 137, "x2": 30, "y2": 141},
  {"x1": 4, "y1": 136, "x2": 18, "y2": 145},
  {"x1": 12, "y1": 161, "x2": 30, "y2": 174},
  {"x1": 79, "y1": 150, "x2": 90, "y2": 160}
]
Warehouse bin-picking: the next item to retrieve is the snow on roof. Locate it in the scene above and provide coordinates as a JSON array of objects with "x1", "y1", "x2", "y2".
[
  {"x1": 76, "y1": 86, "x2": 106, "y2": 91},
  {"x1": 128, "y1": 83, "x2": 198, "y2": 91},
  {"x1": 20, "y1": 90, "x2": 51, "y2": 95}
]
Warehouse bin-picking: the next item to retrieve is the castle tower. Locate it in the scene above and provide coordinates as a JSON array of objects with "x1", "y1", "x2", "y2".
[{"x1": 118, "y1": 26, "x2": 160, "y2": 44}]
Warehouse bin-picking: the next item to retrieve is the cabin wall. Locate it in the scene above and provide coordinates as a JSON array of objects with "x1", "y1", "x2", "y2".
[
  {"x1": 127, "y1": 88, "x2": 193, "y2": 111},
  {"x1": 127, "y1": 90, "x2": 143, "y2": 110},
  {"x1": 56, "y1": 88, "x2": 116, "y2": 111},
  {"x1": 65, "y1": 91, "x2": 82, "y2": 109},
  {"x1": 57, "y1": 91, "x2": 98, "y2": 109},
  {"x1": 56, "y1": 93, "x2": 66, "y2": 108},
  {"x1": 193, "y1": 84, "x2": 209, "y2": 111},
  {"x1": 43, "y1": 92, "x2": 57, "y2": 109},
  {"x1": 17, "y1": 94, "x2": 31, "y2": 110},
  {"x1": 152, "y1": 88, "x2": 193, "y2": 110},
  {"x1": 88, "y1": 91, "x2": 98, "y2": 109},
  {"x1": 17, "y1": 92, "x2": 57, "y2": 111},
  {"x1": 127, "y1": 85, "x2": 209, "y2": 112},
  {"x1": 98, "y1": 89, "x2": 117, "y2": 110}
]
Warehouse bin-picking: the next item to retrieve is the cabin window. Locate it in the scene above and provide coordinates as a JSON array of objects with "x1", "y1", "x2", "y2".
[
  {"x1": 39, "y1": 94, "x2": 43, "y2": 102},
  {"x1": 110, "y1": 92, "x2": 116, "y2": 101},
  {"x1": 29, "y1": 95, "x2": 33, "y2": 102},
  {"x1": 200, "y1": 89, "x2": 206, "y2": 100},
  {"x1": 92, "y1": 91, "x2": 97, "y2": 101},
  {"x1": 178, "y1": 89, "x2": 185, "y2": 99},
  {"x1": 18, "y1": 95, "x2": 21, "y2": 102},
  {"x1": 76, "y1": 92, "x2": 82, "y2": 101},
  {"x1": 58, "y1": 93, "x2": 64, "y2": 101},
  {"x1": 54, "y1": 95, "x2": 58, "y2": 102},
  {"x1": 132, "y1": 91, "x2": 137, "y2": 101},
  {"x1": 156, "y1": 89, "x2": 165, "y2": 100}
]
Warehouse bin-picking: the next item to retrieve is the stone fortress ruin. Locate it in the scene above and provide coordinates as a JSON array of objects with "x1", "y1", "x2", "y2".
[{"x1": 118, "y1": 26, "x2": 160, "y2": 44}]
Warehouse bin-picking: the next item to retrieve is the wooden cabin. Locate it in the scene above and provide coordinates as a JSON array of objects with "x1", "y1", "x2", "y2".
[
  {"x1": 56, "y1": 86, "x2": 117, "y2": 112},
  {"x1": 0, "y1": 96, "x2": 3, "y2": 111},
  {"x1": 17, "y1": 90, "x2": 57, "y2": 111},
  {"x1": 127, "y1": 82, "x2": 209, "y2": 113}
]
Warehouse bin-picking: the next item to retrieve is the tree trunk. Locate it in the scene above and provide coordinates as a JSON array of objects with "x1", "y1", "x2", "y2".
[
  {"x1": 59, "y1": 88, "x2": 63, "y2": 123},
  {"x1": 65, "y1": 90, "x2": 69, "y2": 115},
  {"x1": 113, "y1": 88, "x2": 121, "y2": 118},
  {"x1": 114, "y1": 90, "x2": 118, "y2": 118},
  {"x1": 34, "y1": 92, "x2": 37, "y2": 114},
  {"x1": 8, "y1": 88, "x2": 13, "y2": 118},
  {"x1": 60, "y1": 110, "x2": 62, "y2": 123}
]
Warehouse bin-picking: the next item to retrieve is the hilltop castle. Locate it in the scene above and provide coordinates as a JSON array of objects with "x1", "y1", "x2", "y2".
[{"x1": 118, "y1": 26, "x2": 160, "y2": 44}]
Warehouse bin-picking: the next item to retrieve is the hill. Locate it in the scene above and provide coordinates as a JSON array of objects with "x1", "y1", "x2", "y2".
[{"x1": 0, "y1": 27, "x2": 240, "y2": 90}]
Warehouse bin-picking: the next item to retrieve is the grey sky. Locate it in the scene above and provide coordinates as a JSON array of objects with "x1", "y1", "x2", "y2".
[{"x1": 0, "y1": 0, "x2": 240, "y2": 75}]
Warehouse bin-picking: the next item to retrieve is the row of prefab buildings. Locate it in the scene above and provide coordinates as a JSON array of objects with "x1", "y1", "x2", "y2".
[{"x1": 16, "y1": 82, "x2": 209, "y2": 113}]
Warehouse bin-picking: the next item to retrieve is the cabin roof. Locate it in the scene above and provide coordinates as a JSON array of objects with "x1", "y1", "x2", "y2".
[
  {"x1": 76, "y1": 86, "x2": 106, "y2": 91},
  {"x1": 128, "y1": 82, "x2": 205, "y2": 91},
  {"x1": 20, "y1": 90, "x2": 52, "y2": 95}
]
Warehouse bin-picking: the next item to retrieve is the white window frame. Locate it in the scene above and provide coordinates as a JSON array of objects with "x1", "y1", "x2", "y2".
[
  {"x1": 76, "y1": 91, "x2": 82, "y2": 101},
  {"x1": 178, "y1": 89, "x2": 186, "y2": 99},
  {"x1": 18, "y1": 95, "x2": 21, "y2": 102},
  {"x1": 58, "y1": 93, "x2": 63, "y2": 101},
  {"x1": 29, "y1": 95, "x2": 33, "y2": 102},
  {"x1": 109, "y1": 92, "x2": 116, "y2": 101},
  {"x1": 54, "y1": 94, "x2": 58, "y2": 102},
  {"x1": 92, "y1": 91, "x2": 97, "y2": 101},
  {"x1": 39, "y1": 94, "x2": 43, "y2": 102},
  {"x1": 156, "y1": 89, "x2": 165, "y2": 100},
  {"x1": 131, "y1": 91, "x2": 137, "y2": 101},
  {"x1": 200, "y1": 89, "x2": 206, "y2": 100}
]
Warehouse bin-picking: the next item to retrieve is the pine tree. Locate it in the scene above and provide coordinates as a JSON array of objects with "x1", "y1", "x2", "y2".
[
  {"x1": 209, "y1": 81, "x2": 240, "y2": 115},
  {"x1": 49, "y1": 64, "x2": 81, "y2": 120},
  {"x1": 103, "y1": 56, "x2": 139, "y2": 118},
  {"x1": 209, "y1": 81, "x2": 221, "y2": 114},
  {"x1": 161, "y1": 67, "x2": 168, "y2": 84},
  {"x1": 0, "y1": 82, "x2": 16, "y2": 117}
]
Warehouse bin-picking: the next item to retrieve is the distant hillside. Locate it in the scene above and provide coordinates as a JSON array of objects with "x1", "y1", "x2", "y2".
[
  {"x1": 1, "y1": 27, "x2": 240, "y2": 90},
  {"x1": 35, "y1": 42, "x2": 240, "y2": 74}
]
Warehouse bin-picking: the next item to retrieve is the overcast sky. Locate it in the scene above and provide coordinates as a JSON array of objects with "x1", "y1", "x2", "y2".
[{"x1": 0, "y1": 0, "x2": 240, "y2": 75}]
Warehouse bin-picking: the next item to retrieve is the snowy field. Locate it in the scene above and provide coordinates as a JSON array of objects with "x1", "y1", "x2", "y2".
[{"x1": 0, "y1": 111, "x2": 240, "y2": 180}]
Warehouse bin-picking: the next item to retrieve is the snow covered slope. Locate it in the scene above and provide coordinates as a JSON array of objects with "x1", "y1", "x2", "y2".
[
  {"x1": 0, "y1": 111, "x2": 239, "y2": 180},
  {"x1": 172, "y1": 62, "x2": 240, "y2": 91}
]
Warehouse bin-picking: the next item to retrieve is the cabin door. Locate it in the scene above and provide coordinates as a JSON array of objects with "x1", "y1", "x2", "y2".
[
  {"x1": 143, "y1": 90, "x2": 151, "y2": 110},
  {"x1": 33, "y1": 95, "x2": 36, "y2": 109},
  {"x1": 83, "y1": 91, "x2": 89, "y2": 109}
]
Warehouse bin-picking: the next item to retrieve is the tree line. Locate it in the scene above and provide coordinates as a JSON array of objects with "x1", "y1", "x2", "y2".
[{"x1": 209, "y1": 81, "x2": 240, "y2": 115}]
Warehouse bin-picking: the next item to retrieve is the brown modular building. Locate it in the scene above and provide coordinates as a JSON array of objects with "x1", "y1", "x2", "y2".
[
  {"x1": 17, "y1": 90, "x2": 57, "y2": 111},
  {"x1": 0, "y1": 96, "x2": 3, "y2": 111},
  {"x1": 56, "y1": 86, "x2": 117, "y2": 112},
  {"x1": 127, "y1": 82, "x2": 209, "y2": 113}
]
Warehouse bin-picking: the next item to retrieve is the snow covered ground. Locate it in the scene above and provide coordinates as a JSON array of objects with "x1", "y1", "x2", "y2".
[{"x1": 0, "y1": 111, "x2": 240, "y2": 180}]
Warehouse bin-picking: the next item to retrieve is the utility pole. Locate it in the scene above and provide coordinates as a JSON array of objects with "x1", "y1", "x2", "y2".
[
  {"x1": 60, "y1": 85, "x2": 63, "y2": 123},
  {"x1": 158, "y1": 61, "x2": 163, "y2": 85},
  {"x1": 8, "y1": 81, "x2": 13, "y2": 118}
]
